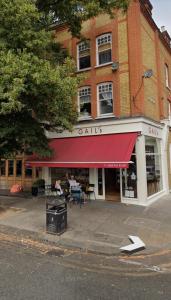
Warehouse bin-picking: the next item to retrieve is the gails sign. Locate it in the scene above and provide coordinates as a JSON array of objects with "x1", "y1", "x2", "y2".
[{"x1": 77, "y1": 126, "x2": 103, "y2": 136}]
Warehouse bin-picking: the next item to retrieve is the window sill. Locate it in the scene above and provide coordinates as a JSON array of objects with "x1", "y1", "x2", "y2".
[
  {"x1": 95, "y1": 114, "x2": 115, "y2": 120},
  {"x1": 95, "y1": 62, "x2": 113, "y2": 69},
  {"x1": 78, "y1": 116, "x2": 93, "y2": 121},
  {"x1": 76, "y1": 67, "x2": 91, "y2": 73}
]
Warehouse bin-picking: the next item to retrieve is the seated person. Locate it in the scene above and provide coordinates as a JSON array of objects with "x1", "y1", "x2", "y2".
[
  {"x1": 68, "y1": 175, "x2": 78, "y2": 188},
  {"x1": 55, "y1": 180, "x2": 63, "y2": 196}
]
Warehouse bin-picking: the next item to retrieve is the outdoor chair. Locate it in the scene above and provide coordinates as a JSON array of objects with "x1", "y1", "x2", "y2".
[{"x1": 85, "y1": 183, "x2": 96, "y2": 200}]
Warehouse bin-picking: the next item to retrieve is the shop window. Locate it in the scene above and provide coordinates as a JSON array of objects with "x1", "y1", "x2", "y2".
[
  {"x1": 16, "y1": 160, "x2": 22, "y2": 177},
  {"x1": 96, "y1": 33, "x2": 112, "y2": 66},
  {"x1": 122, "y1": 154, "x2": 137, "y2": 198},
  {"x1": 8, "y1": 160, "x2": 14, "y2": 176},
  {"x1": 145, "y1": 137, "x2": 162, "y2": 197},
  {"x1": 77, "y1": 40, "x2": 91, "y2": 70},
  {"x1": 51, "y1": 168, "x2": 89, "y2": 187},
  {"x1": 165, "y1": 64, "x2": 170, "y2": 88},
  {"x1": 0, "y1": 160, "x2": 6, "y2": 176},
  {"x1": 78, "y1": 86, "x2": 91, "y2": 118},
  {"x1": 98, "y1": 82, "x2": 113, "y2": 116},
  {"x1": 25, "y1": 166, "x2": 32, "y2": 177}
]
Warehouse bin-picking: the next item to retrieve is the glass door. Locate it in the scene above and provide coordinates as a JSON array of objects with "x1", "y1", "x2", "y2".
[{"x1": 96, "y1": 168, "x2": 105, "y2": 199}]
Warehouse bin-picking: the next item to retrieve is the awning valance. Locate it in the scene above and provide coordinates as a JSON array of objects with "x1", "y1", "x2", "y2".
[{"x1": 27, "y1": 132, "x2": 138, "y2": 169}]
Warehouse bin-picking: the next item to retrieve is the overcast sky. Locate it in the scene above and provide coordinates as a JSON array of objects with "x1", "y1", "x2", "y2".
[{"x1": 150, "y1": 0, "x2": 171, "y2": 35}]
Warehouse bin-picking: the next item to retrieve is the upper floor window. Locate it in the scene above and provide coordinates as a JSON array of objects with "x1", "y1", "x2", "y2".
[
  {"x1": 98, "y1": 82, "x2": 113, "y2": 116},
  {"x1": 77, "y1": 41, "x2": 91, "y2": 70},
  {"x1": 96, "y1": 33, "x2": 112, "y2": 66},
  {"x1": 165, "y1": 64, "x2": 170, "y2": 88},
  {"x1": 78, "y1": 86, "x2": 91, "y2": 118}
]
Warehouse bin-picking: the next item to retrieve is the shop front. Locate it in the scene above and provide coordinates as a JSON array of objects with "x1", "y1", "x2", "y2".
[{"x1": 28, "y1": 117, "x2": 169, "y2": 206}]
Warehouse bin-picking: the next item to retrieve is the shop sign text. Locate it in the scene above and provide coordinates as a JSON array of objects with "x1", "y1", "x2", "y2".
[
  {"x1": 148, "y1": 126, "x2": 159, "y2": 137},
  {"x1": 77, "y1": 126, "x2": 103, "y2": 136}
]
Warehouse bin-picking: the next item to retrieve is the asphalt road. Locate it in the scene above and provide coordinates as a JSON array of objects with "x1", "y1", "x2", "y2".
[{"x1": 1, "y1": 234, "x2": 171, "y2": 300}]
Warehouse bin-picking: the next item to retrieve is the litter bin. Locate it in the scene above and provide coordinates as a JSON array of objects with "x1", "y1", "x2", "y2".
[{"x1": 46, "y1": 196, "x2": 67, "y2": 235}]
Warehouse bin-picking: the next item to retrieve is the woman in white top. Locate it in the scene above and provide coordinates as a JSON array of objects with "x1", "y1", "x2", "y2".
[{"x1": 68, "y1": 175, "x2": 77, "y2": 188}]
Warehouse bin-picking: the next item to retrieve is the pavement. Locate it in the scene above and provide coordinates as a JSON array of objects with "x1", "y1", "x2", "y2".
[{"x1": 1, "y1": 190, "x2": 171, "y2": 256}]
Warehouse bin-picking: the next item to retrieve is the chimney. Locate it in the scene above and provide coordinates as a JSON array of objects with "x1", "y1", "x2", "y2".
[{"x1": 161, "y1": 26, "x2": 166, "y2": 33}]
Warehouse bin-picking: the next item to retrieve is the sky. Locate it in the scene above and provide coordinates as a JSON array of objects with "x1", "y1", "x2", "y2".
[{"x1": 150, "y1": 0, "x2": 171, "y2": 35}]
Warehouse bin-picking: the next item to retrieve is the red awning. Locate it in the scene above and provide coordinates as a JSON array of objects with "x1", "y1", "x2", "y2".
[{"x1": 28, "y1": 132, "x2": 138, "y2": 168}]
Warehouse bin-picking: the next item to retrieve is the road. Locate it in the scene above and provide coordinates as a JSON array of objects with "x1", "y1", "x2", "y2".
[{"x1": 1, "y1": 233, "x2": 171, "y2": 299}]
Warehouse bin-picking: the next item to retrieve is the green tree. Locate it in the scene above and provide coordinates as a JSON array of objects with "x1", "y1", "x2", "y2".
[{"x1": 0, "y1": 0, "x2": 81, "y2": 158}]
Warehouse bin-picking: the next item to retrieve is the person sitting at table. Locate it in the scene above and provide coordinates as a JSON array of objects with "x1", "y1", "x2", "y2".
[
  {"x1": 68, "y1": 175, "x2": 78, "y2": 188},
  {"x1": 55, "y1": 179, "x2": 63, "y2": 196}
]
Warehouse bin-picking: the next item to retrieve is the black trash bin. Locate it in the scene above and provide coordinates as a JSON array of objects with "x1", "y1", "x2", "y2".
[{"x1": 46, "y1": 197, "x2": 67, "y2": 235}]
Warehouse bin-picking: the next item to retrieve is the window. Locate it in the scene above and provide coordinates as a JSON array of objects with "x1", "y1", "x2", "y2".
[
  {"x1": 8, "y1": 160, "x2": 14, "y2": 176},
  {"x1": 16, "y1": 160, "x2": 22, "y2": 177},
  {"x1": 0, "y1": 160, "x2": 6, "y2": 176},
  {"x1": 25, "y1": 166, "x2": 32, "y2": 177},
  {"x1": 78, "y1": 86, "x2": 91, "y2": 118},
  {"x1": 145, "y1": 137, "x2": 162, "y2": 197},
  {"x1": 96, "y1": 33, "x2": 112, "y2": 66},
  {"x1": 168, "y1": 100, "x2": 171, "y2": 119},
  {"x1": 122, "y1": 151, "x2": 137, "y2": 199},
  {"x1": 165, "y1": 64, "x2": 170, "y2": 88},
  {"x1": 77, "y1": 41, "x2": 91, "y2": 70},
  {"x1": 98, "y1": 82, "x2": 113, "y2": 115}
]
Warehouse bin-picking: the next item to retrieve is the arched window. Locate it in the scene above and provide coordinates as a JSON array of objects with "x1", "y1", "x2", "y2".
[
  {"x1": 96, "y1": 33, "x2": 112, "y2": 66},
  {"x1": 78, "y1": 86, "x2": 91, "y2": 118},
  {"x1": 97, "y1": 82, "x2": 113, "y2": 116},
  {"x1": 77, "y1": 40, "x2": 91, "y2": 70}
]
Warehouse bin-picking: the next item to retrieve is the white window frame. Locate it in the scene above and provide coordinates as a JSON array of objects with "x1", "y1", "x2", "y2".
[
  {"x1": 165, "y1": 64, "x2": 170, "y2": 88},
  {"x1": 97, "y1": 82, "x2": 114, "y2": 117},
  {"x1": 77, "y1": 40, "x2": 91, "y2": 71},
  {"x1": 168, "y1": 100, "x2": 171, "y2": 120},
  {"x1": 78, "y1": 86, "x2": 92, "y2": 119},
  {"x1": 96, "y1": 33, "x2": 112, "y2": 66}
]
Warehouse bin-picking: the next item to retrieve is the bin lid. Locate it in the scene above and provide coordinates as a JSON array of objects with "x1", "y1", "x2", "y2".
[{"x1": 45, "y1": 196, "x2": 65, "y2": 206}]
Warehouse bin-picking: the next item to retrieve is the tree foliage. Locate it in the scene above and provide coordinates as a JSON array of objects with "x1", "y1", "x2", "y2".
[
  {"x1": 0, "y1": 0, "x2": 81, "y2": 158},
  {"x1": 37, "y1": 0, "x2": 130, "y2": 37}
]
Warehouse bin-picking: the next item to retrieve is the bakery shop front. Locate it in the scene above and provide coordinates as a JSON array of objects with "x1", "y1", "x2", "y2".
[{"x1": 28, "y1": 116, "x2": 169, "y2": 206}]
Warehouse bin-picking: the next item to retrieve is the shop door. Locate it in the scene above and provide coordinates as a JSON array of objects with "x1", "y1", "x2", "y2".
[{"x1": 105, "y1": 169, "x2": 120, "y2": 202}]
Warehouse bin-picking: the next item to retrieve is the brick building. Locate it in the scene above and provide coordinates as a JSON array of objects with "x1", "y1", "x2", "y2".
[{"x1": 2, "y1": 0, "x2": 171, "y2": 205}]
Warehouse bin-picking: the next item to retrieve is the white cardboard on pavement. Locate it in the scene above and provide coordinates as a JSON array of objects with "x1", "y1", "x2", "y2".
[{"x1": 120, "y1": 235, "x2": 145, "y2": 252}]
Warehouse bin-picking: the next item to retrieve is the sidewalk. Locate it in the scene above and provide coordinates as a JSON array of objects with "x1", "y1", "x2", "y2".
[{"x1": 1, "y1": 193, "x2": 171, "y2": 256}]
